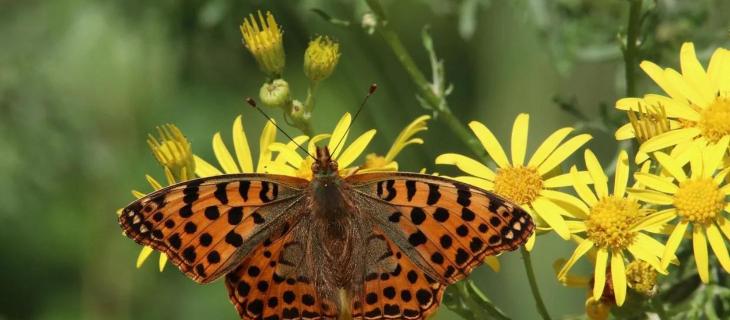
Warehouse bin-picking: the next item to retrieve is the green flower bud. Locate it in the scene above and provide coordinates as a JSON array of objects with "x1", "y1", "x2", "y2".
[
  {"x1": 290, "y1": 99, "x2": 310, "y2": 122},
  {"x1": 259, "y1": 79, "x2": 290, "y2": 107}
]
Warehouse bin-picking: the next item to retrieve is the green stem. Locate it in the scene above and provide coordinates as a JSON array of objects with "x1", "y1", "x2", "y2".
[
  {"x1": 520, "y1": 247, "x2": 552, "y2": 320},
  {"x1": 366, "y1": 0, "x2": 487, "y2": 162},
  {"x1": 623, "y1": 0, "x2": 642, "y2": 97},
  {"x1": 366, "y1": 1, "x2": 552, "y2": 319}
]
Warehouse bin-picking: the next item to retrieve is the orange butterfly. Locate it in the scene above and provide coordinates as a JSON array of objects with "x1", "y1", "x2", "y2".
[{"x1": 120, "y1": 144, "x2": 534, "y2": 319}]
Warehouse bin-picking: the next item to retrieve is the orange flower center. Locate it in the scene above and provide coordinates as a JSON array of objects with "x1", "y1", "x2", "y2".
[{"x1": 493, "y1": 165, "x2": 543, "y2": 205}]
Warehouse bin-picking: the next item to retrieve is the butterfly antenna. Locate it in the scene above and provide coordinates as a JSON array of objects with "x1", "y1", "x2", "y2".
[
  {"x1": 332, "y1": 83, "x2": 377, "y2": 159},
  {"x1": 246, "y1": 98, "x2": 316, "y2": 161}
]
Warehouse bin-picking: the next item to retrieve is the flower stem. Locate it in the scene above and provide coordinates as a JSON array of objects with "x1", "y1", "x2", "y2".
[
  {"x1": 623, "y1": 0, "x2": 643, "y2": 97},
  {"x1": 521, "y1": 247, "x2": 553, "y2": 320},
  {"x1": 365, "y1": 1, "x2": 552, "y2": 319}
]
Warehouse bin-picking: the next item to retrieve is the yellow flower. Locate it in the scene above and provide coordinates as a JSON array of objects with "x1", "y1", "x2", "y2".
[
  {"x1": 266, "y1": 113, "x2": 376, "y2": 180},
  {"x1": 558, "y1": 150, "x2": 669, "y2": 306},
  {"x1": 303, "y1": 36, "x2": 340, "y2": 82},
  {"x1": 147, "y1": 123, "x2": 195, "y2": 180},
  {"x1": 625, "y1": 260, "x2": 657, "y2": 296},
  {"x1": 359, "y1": 115, "x2": 431, "y2": 173},
  {"x1": 194, "y1": 115, "x2": 307, "y2": 177},
  {"x1": 435, "y1": 113, "x2": 592, "y2": 249},
  {"x1": 615, "y1": 42, "x2": 730, "y2": 162},
  {"x1": 629, "y1": 137, "x2": 730, "y2": 283},
  {"x1": 240, "y1": 11, "x2": 285, "y2": 77}
]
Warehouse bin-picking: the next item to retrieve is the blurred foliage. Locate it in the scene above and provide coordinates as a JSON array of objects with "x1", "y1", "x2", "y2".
[{"x1": 0, "y1": 0, "x2": 728, "y2": 319}]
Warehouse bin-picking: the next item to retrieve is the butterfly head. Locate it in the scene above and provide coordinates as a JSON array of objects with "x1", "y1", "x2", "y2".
[{"x1": 312, "y1": 146, "x2": 339, "y2": 177}]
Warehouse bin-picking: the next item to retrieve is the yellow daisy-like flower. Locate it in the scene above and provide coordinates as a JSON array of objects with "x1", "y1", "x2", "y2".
[
  {"x1": 240, "y1": 11, "x2": 286, "y2": 77},
  {"x1": 558, "y1": 150, "x2": 669, "y2": 306},
  {"x1": 435, "y1": 113, "x2": 592, "y2": 248},
  {"x1": 629, "y1": 137, "x2": 730, "y2": 283},
  {"x1": 266, "y1": 113, "x2": 376, "y2": 180},
  {"x1": 303, "y1": 36, "x2": 341, "y2": 82},
  {"x1": 359, "y1": 115, "x2": 431, "y2": 173},
  {"x1": 615, "y1": 42, "x2": 730, "y2": 162},
  {"x1": 193, "y1": 115, "x2": 307, "y2": 178}
]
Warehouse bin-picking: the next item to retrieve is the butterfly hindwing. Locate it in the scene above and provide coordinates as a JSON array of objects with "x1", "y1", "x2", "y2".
[
  {"x1": 348, "y1": 172, "x2": 535, "y2": 284},
  {"x1": 351, "y1": 227, "x2": 446, "y2": 320},
  {"x1": 119, "y1": 174, "x2": 309, "y2": 283},
  {"x1": 225, "y1": 226, "x2": 340, "y2": 320}
]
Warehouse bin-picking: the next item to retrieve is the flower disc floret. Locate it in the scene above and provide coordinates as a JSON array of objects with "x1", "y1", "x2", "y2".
[
  {"x1": 673, "y1": 178, "x2": 725, "y2": 225},
  {"x1": 493, "y1": 165, "x2": 543, "y2": 205},
  {"x1": 698, "y1": 97, "x2": 730, "y2": 143},
  {"x1": 585, "y1": 196, "x2": 640, "y2": 250}
]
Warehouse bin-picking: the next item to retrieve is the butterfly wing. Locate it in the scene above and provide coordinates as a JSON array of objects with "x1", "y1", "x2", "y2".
[
  {"x1": 349, "y1": 227, "x2": 447, "y2": 320},
  {"x1": 119, "y1": 173, "x2": 309, "y2": 284},
  {"x1": 347, "y1": 172, "x2": 534, "y2": 285},
  {"x1": 225, "y1": 220, "x2": 340, "y2": 319}
]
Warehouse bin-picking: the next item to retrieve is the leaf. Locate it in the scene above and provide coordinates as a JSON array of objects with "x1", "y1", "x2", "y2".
[{"x1": 310, "y1": 8, "x2": 351, "y2": 27}]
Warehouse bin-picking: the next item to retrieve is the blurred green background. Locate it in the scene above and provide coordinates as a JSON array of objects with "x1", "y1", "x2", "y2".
[{"x1": 1, "y1": 0, "x2": 728, "y2": 319}]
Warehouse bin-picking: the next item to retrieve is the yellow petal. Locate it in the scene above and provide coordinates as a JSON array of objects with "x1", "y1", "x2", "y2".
[
  {"x1": 634, "y1": 172, "x2": 679, "y2": 194},
  {"x1": 384, "y1": 115, "x2": 430, "y2": 162},
  {"x1": 644, "y1": 94, "x2": 700, "y2": 122},
  {"x1": 268, "y1": 142, "x2": 304, "y2": 167},
  {"x1": 718, "y1": 217, "x2": 730, "y2": 240},
  {"x1": 653, "y1": 152, "x2": 687, "y2": 182},
  {"x1": 662, "y1": 221, "x2": 688, "y2": 269},
  {"x1": 593, "y1": 248, "x2": 608, "y2": 300},
  {"x1": 159, "y1": 253, "x2": 168, "y2": 272},
  {"x1": 194, "y1": 155, "x2": 223, "y2": 177},
  {"x1": 272, "y1": 135, "x2": 309, "y2": 167},
  {"x1": 614, "y1": 150, "x2": 630, "y2": 196},
  {"x1": 693, "y1": 226, "x2": 709, "y2": 283},
  {"x1": 131, "y1": 190, "x2": 145, "y2": 199},
  {"x1": 571, "y1": 166, "x2": 597, "y2": 205},
  {"x1": 525, "y1": 232, "x2": 536, "y2": 251},
  {"x1": 557, "y1": 239, "x2": 594, "y2": 280},
  {"x1": 680, "y1": 42, "x2": 717, "y2": 101},
  {"x1": 707, "y1": 223, "x2": 730, "y2": 273},
  {"x1": 452, "y1": 176, "x2": 494, "y2": 190},
  {"x1": 664, "y1": 67, "x2": 711, "y2": 107},
  {"x1": 232, "y1": 115, "x2": 254, "y2": 173},
  {"x1": 704, "y1": 136, "x2": 730, "y2": 177},
  {"x1": 328, "y1": 113, "x2": 352, "y2": 157},
  {"x1": 632, "y1": 209, "x2": 677, "y2": 232},
  {"x1": 584, "y1": 149, "x2": 608, "y2": 198},
  {"x1": 145, "y1": 174, "x2": 163, "y2": 191},
  {"x1": 336, "y1": 129, "x2": 376, "y2": 168},
  {"x1": 213, "y1": 132, "x2": 240, "y2": 174},
  {"x1": 689, "y1": 143, "x2": 703, "y2": 179},
  {"x1": 435, "y1": 153, "x2": 496, "y2": 180},
  {"x1": 615, "y1": 122, "x2": 636, "y2": 140},
  {"x1": 567, "y1": 221, "x2": 587, "y2": 233},
  {"x1": 256, "y1": 120, "x2": 278, "y2": 172},
  {"x1": 136, "y1": 246, "x2": 154, "y2": 268},
  {"x1": 468, "y1": 121, "x2": 510, "y2": 168},
  {"x1": 640, "y1": 60, "x2": 686, "y2": 101},
  {"x1": 531, "y1": 197, "x2": 570, "y2": 239},
  {"x1": 714, "y1": 167, "x2": 730, "y2": 186},
  {"x1": 543, "y1": 171, "x2": 592, "y2": 188},
  {"x1": 707, "y1": 48, "x2": 729, "y2": 91},
  {"x1": 511, "y1": 113, "x2": 529, "y2": 166},
  {"x1": 484, "y1": 256, "x2": 500, "y2": 272},
  {"x1": 627, "y1": 188, "x2": 674, "y2": 205},
  {"x1": 540, "y1": 189, "x2": 589, "y2": 219},
  {"x1": 611, "y1": 251, "x2": 627, "y2": 306},
  {"x1": 638, "y1": 127, "x2": 701, "y2": 154},
  {"x1": 538, "y1": 134, "x2": 592, "y2": 175},
  {"x1": 528, "y1": 127, "x2": 574, "y2": 167},
  {"x1": 627, "y1": 243, "x2": 666, "y2": 274}
]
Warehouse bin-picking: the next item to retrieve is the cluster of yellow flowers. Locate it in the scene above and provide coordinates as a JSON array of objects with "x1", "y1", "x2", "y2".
[{"x1": 123, "y1": 9, "x2": 730, "y2": 319}]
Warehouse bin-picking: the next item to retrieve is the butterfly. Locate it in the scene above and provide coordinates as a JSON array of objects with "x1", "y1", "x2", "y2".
[{"x1": 119, "y1": 145, "x2": 535, "y2": 319}]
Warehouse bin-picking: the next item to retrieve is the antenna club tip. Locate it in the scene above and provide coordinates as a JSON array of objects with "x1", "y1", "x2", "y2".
[
  {"x1": 369, "y1": 83, "x2": 377, "y2": 94},
  {"x1": 245, "y1": 97, "x2": 257, "y2": 107}
]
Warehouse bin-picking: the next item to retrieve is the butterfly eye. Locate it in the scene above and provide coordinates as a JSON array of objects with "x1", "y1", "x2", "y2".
[
  {"x1": 329, "y1": 161, "x2": 338, "y2": 171},
  {"x1": 311, "y1": 162, "x2": 321, "y2": 172}
]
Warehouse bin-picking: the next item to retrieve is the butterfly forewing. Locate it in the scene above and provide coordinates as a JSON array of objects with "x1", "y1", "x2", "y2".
[
  {"x1": 119, "y1": 174, "x2": 309, "y2": 283},
  {"x1": 348, "y1": 172, "x2": 535, "y2": 284}
]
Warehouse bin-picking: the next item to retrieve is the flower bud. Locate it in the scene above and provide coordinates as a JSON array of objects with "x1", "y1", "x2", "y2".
[
  {"x1": 240, "y1": 11, "x2": 285, "y2": 77},
  {"x1": 147, "y1": 124, "x2": 195, "y2": 180},
  {"x1": 304, "y1": 36, "x2": 340, "y2": 82},
  {"x1": 259, "y1": 79, "x2": 290, "y2": 107},
  {"x1": 289, "y1": 99, "x2": 310, "y2": 122},
  {"x1": 626, "y1": 260, "x2": 657, "y2": 297}
]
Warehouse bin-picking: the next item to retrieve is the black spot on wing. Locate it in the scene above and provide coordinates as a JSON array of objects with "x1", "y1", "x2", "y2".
[
  {"x1": 426, "y1": 183, "x2": 441, "y2": 205},
  {"x1": 214, "y1": 182, "x2": 228, "y2": 204},
  {"x1": 405, "y1": 180, "x2": 417, "y2": 201}
]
